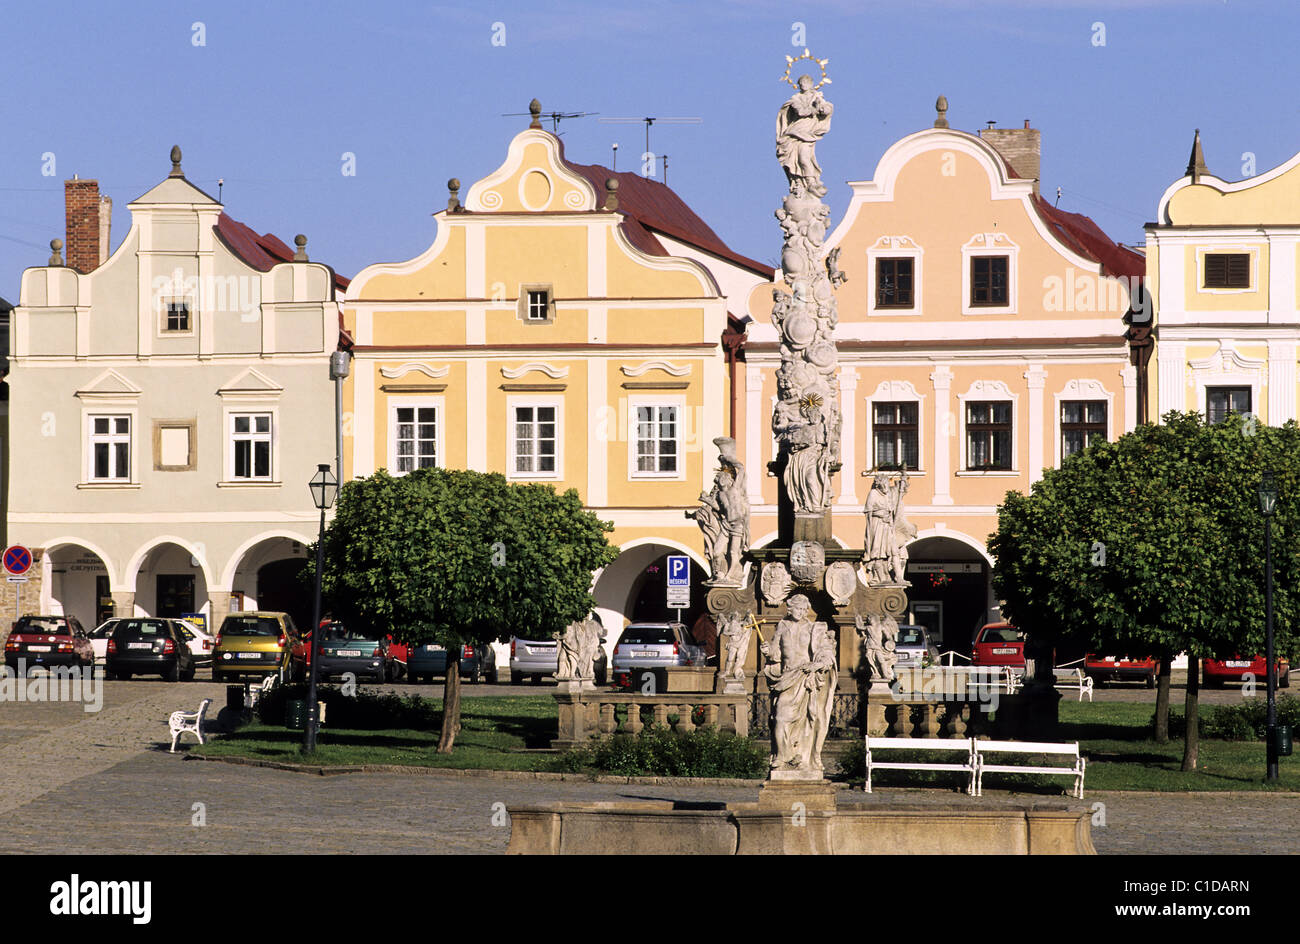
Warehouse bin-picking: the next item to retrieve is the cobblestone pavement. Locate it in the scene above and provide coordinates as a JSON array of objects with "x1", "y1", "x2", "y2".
[{"x1": 2, "y1": 677, "x2": 1298, "y2": 854}]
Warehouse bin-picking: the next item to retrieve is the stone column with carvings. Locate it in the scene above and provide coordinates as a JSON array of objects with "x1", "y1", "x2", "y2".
[
  {"x1": 930, "y1": 366, "x2": 954, "y2": 505},
  {"x1": 1025, "y1": 364, "x2": 1047, "y2": 483}
]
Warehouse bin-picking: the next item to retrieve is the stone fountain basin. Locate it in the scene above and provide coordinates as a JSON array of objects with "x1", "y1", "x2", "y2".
[{"x1": 506, "y1": 796, "x2": 1096, "y2": 855}]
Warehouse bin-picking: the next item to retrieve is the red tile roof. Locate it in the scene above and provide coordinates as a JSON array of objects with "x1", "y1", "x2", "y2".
[
  {"x1": 562, "y1": 154, "x2": 770, "y2": 277},
  {"x1": 215, "y1": 213, "x2": 351, "y2": 291},
  {"x1": 1033, "y1": 195, "x2": 1145, "y2": 280}
]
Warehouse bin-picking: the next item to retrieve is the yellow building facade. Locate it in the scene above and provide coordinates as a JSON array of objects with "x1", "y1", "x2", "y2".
[
  {"x1": 738, "y1": 110, "x2": 1144, "y2": 648},
  {"x1": 1147, "y1": 132, "x2": 1300, "y2": 427},
  {"x1": 342, "y1": 110, "x2": 768, "y2": 635}
]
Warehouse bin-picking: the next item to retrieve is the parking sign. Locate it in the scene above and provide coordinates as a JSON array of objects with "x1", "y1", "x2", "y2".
[{"x1": 666, "y1": 555, "x2": 690, "y2": 608}]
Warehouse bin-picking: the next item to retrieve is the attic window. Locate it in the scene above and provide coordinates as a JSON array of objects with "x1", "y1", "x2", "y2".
[
  {"x1": 162, "y1": 298, "x2": 193, "y2": 334},
  {"x1": 517, "y1": 285, "x2": 555, "y2": 324},
  {"x1": 1204, "y1": 253, "x2": 1250, "y2": 289}
]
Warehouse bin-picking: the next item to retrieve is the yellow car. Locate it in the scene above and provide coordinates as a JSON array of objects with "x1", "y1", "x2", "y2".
[{"x1": 212, "y1": 612, "x2": 298, "y2": 683}]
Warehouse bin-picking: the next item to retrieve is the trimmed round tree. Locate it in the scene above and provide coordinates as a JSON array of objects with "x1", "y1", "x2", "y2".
[
  {"x1": 320, "y1": 468, "x2": 618, "y2": 752},
  {"x1": 989, "y1": 412, "x2": 1300, "y2": 769}
]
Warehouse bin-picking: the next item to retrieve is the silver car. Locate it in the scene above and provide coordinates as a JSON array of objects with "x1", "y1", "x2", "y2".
[
  {"x1": 611, "y1": 622, "x2": 703, "y2": 689},
  {"x1": 894, "y1": 624, "x2": 938, "y2": 669},
  {"x1": 509, "y1": 635, "x2": 608, "y2": 685}
]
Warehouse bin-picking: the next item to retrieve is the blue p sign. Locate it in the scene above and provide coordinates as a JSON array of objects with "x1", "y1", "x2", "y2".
[{"x1": 667, "y1": 555, "x2": 689, "y2": 587}]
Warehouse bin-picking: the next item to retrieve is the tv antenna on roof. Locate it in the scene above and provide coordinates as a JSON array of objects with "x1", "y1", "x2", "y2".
[
  {"x1": 598, "y1": 116, "x2": 701, "y2": 178},
  {"x1": 502, "y1": 108, "x2": 598, "y2": 134}
]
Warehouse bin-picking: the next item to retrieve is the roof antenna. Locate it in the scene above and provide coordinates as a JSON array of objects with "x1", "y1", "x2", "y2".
[
  {"x1": 218, "y1": 178, "x2": 224, "y2": 202},
  {"x1": 659, "y1": 154, "x2": 670, "y2": 187},
  {"x1": 501, "y1": 104, "x2": 599, "y2": 135},
  {"x1": 1055, "y1": 186, "x2": 1062, "y2": 207},
  {"x1": 611, "y1": 142, "x2": 618, "y2": 172},
  {"x1": 599, "y1": 116, "x2": 702, "y2": 178}
]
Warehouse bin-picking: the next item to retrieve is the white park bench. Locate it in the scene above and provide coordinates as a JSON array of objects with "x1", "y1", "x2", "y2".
[
  {"x1": 974, "y1": 740, "x2": 1086, "y2": 798},
  {"x1": 864, "y1": 737, "x2": 977, "y2": 795},
  {"x1": 245, "y1": 674, "x2": 277, "y2": 710},
  {"x1": 168, "y1": 698, "x2": 212, "y2": 753},
  {"x1": 1052, "y1": 667, "x2": 1094, "y2": 702}
]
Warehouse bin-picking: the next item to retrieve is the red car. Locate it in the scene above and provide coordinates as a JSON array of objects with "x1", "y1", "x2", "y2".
[
  {"x1": 4, "y1": 614, "x2": 93, "y2": 674},
  {"x1": 1085, "y1": 654, "x2": 1157, "y2": 688},
  {"x1": 1203, "y1": 655, "x2": 1290, "y2": 689},
  {"x1": 971, "y1": 622, "x2": 1025, "y2": 669}
]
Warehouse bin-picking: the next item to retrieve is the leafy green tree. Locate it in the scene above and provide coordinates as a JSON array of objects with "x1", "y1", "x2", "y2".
[
  {"x1": 990, "y1": 412, "x2": 1300, "y2": 770},
  {"x1": 318, "y1": 468, "x2": 618, "y2": 752}
]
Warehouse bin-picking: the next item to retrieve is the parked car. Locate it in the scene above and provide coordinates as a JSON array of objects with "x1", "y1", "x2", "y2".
[
  {"x1": 88, "y1": 618, "x2": 124, "y2": 665},
  {"x1": 508, "y1": 634, "x2": 607, "y2": 685},
  {"x1": 176, "y1": 619, "x2": 216, "y2": 669},
  {"x1": 611, "y1": 622, "x2": 701, "y2": 690},
  {"x1": 291, "y1": 622, "x2": 388, "y2": 683},
  {"x1": 4, "y1": 614, "x2": 93, "y2": 674},
  {"x1": 1085, "y1": 653, "x2": 1157, "y2": 687},
  {"x1": 894, "y1": 624, "x2": 939, "y2": 670},
  {"x1": 1204, "y1": 655, "x2": 1290, "y2": 688},
  {"x1": 105, "y1": 618, "x2": 196, "y2": 682},
  {"x1": 410, "y1": 641, "x2": 498, "y2": 684},
  {"x1": 970, "y1": 622, "x2": 1026, "y2": 670},
  {"x1": 212, "y1": 611, "x2": 298, "y2": 683}
]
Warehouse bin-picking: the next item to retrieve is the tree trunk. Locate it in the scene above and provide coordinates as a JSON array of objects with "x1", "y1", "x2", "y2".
[
  {"x1": 438, "y1": 659, "x2": 462, "y2": 754},
  {"x1": 1181, "y1": 655, "x2": 1199, "y2": 771},
  {"x1": 1154, "y1": 655, "x2": 1173, "y2": 743}
]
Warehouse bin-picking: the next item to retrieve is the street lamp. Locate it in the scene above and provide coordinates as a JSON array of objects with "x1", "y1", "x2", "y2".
[
  {"x1": 1258, "y1": 471, "x2": 1279, "y2": 781},
  {"x1": 304, "y1": 462, "x2": 338, "y2": 753}
]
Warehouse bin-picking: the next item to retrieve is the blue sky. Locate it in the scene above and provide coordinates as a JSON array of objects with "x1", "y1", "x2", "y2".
[{"x1": 1, "y1": 0, "x2": 1296, "y2": 298}]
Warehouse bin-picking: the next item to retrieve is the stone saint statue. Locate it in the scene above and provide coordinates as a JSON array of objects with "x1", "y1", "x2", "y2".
[
  {"x1": 775, "y1": 74, "x2": 833, "y2": 197},
  {"x1": 556, "y1": 617, "x2": 602, "y2": 683},
  {"x1": 719, "y1": 610, "x2": 754, "y2": 681},
  {"x1": 864, "y1": 473, "x2": 909, "y2": 584},
  {"x1": 761, "y1": 594, "x2": 838, "y2": 772},
  {"x1": 688, "y1": 438, "x2": 750, "y2": 585},
  {"x1": 783, "y1": 400, "x2": 832, "y2": 514},
  {"x1": 855, "y1": 611, "x2": 898, "y2": 687}
]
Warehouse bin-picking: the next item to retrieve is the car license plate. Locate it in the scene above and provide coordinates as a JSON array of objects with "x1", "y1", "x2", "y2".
[
  {"x1": 27, "y1": 645, "x2": 51, "y2": 652},
  {"x1": 1101, "y1": 656, "x2": 1116, "y2": 662},
  {"x1": 992, "y1": 647, "x2": 1017, "y2": 655},
  {"x1": 128, "y1": 642, "x2": 152, "y2": 650},
  {"x1": 337, "y1": 649, "x2": 362, "y2": 657},
  {"x1": 424, "y1": 644, "x2": 443, "y2": 652},
  {"x1": 237, "y1": 652, "x2": 262, "y2": 660},
  {"x1": 1227, "y1": 661, "x2": 1251, "y2": 668},
  {"x1": 634, "y1": 651, "x2": 656, "y2": 658},
  {"x1": 527, "y1": 646, "x2": 547, "y2": 654}
]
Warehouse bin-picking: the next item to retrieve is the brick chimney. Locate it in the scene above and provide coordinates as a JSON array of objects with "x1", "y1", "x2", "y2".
[
  {"x1": 980, "y1": 120, "x2": 1041, "y2": 196},
  {"x1": 64, "y1": 177, "x2": 104, "y2": 274}
]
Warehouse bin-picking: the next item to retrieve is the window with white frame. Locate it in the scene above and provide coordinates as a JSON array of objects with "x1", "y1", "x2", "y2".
[
  {"x1": 872, "y1": 401, "x2": 919, "y2": 470},
  {"x1": 633, "y1": 403, "x2": 680, "y2": 476},
  {"x1": 393, "y1": 405, "x2": 440, "y2": 473},
  {"x1": 966, "y1": 401, "x2": 1013, "y2": 470},
  {"x1": 512, "y1": 404, "x2": 558, "y2": 476},
  {"x1": 89, "y1": 415, "x2": 131, "y2": 481},
  {"x1": 1061, "y1": 401, "x2": 1107, "y2": 459},
  {"x1": 230, "y1": 413, "x2": 272, "y2": 480}
]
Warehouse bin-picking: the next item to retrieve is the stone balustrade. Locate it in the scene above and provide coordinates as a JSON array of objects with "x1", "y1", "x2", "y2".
[{"x1": 553, "y1": 688, "x2": 749, "y2": 751}]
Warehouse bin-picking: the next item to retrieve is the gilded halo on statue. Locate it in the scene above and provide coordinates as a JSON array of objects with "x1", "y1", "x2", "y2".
[{"x1": 787, "y1": 540, "x2": 826, "y2": 583}]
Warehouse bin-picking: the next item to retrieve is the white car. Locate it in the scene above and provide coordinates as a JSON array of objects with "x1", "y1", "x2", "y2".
[{"x1": 89, "y1": 617, "x2": 214, "y2": 668}]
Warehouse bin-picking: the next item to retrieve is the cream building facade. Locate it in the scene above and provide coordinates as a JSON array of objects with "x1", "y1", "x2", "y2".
[
  {"x1": 8, "y1": 149, "x2": 346, "y2": 633},
  {"x1": 739, "y1": 107, "x2": 1144, "y2": 648},
  {"x1": 342, "y1": 108, "x2": 768, "y2": 635},
  {"x1": 1146, "y1": 132, "x2": 1300, "y2": 428}
]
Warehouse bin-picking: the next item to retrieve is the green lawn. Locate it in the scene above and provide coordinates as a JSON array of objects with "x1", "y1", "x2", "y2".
[
  {"x1": 193, "y1": 693, "x2": 1300, "y2": 791},
  {"x1": 1060, "y1": 700, "x2": 1300, "y2": 792},
  {"x1": 192, "y1": 695, "x2": 563, "y2": 771}
]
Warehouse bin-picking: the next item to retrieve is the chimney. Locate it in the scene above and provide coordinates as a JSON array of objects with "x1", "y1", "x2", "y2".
[
  {"x1": 98, "y1": 194, "x2": 112, "y2": 266},
  {"x1": 64, "y1": 177, "x2": 102, "y2": 274},
  {"x1": 980, "y1": 120, "x2": 1041, "y2": 197}
]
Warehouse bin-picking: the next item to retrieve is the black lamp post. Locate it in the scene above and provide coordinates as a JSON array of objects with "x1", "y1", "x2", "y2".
[
  {"x1": 304, "y1": 462, "x2": 338, "y2": 753},
  {"x1": 1258, "y1": 471, "x2": 1279, "y2": 781}
]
